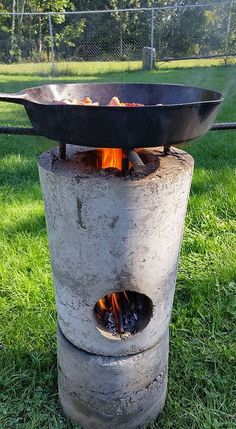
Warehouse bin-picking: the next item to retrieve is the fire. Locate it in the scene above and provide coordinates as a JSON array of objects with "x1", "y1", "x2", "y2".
[
  {"x1": 98, "y1": 298, "x2": 108, "y2": 312},
  {"x1": 96, "y1": 292, "x2": 129, "y2": 334},
  {"x1": 96, "y1": 148, "x2": 124, "y2": 170},
  {"x1": 111, "y1": 293, "x2": 123, "y2": 331},
  {"x1": 95, "y1": 291, "x2": 151, "y2": 336}
]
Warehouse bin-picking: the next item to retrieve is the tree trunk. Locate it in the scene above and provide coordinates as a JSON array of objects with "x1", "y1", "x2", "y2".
[{"x1": 20, "y1": 0, "x2": 27, "y2": 25}]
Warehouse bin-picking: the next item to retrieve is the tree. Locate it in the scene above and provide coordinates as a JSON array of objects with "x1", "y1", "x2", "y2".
[
  {"x1": 0, "y1": 0, "x2": 234, "y2": 64},
  {"x1": 16, "y1": 0, "x2": 76, "y2": 62},
  {"x1": 0, "y1": 2, "x2": 12, "y2": 62}
]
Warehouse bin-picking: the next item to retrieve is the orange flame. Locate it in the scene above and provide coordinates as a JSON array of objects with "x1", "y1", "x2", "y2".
[
  {"x1": 96, "y1": 148, "x2": 123, "y2": 170},
  {"x1": 98, "y1": 298, "x2": 108, "y2": 312},
  {"x1": 97, "y1": 292, "x2": 130, "y2": 333}
]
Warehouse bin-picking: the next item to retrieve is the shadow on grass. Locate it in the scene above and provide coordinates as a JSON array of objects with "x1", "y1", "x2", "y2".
[
  {"x1": 0, "y1": 155, "x2": 42, "y2": 192},
  {"x1": 190, "y1": 171, "x2": 235, "y2": 198},
  {"x1": 0, "y1": 136, "x2": 53, "y2": 203},
  {"x1": 0, "y1": 135, "x2": 53, "y2": 159},
  {"x1": 1, "y1": 213, "x2": 47, "y2": 237}
]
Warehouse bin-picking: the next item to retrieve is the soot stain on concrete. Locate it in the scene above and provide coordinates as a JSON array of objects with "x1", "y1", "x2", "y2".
[
  {"x1": 109, "y1": 216, "x2": 119, "y2": 229},
  {"x1": 76, "y1": 198, "x2": 86, "y2": 229}
]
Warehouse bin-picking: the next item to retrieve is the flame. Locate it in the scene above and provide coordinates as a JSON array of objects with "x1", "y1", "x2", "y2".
[
  {"x1": 98, "y1": 298, "x2": 108, "y2": 312},
  {"x1": 97, "y1": 292, "x2": 130, "y2": 333},
  {"x1": 96, "y1": 148, "x2": 123, "y2": 170}
]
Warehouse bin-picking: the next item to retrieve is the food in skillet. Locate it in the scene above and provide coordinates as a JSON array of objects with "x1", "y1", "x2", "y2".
[
  {"x1": 60, "y1": 96, "x2": 99, "y2": 106},
  {"x1": 108, "y1": 97, "x2": 144, "y2": 107},
  {"x1": 60, "y1": 96, "x2": 144, "y2": 107}
]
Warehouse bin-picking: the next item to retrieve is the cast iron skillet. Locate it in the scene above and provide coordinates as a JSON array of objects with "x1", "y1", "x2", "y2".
[{"x1": 0, "y1": 83, "x2": 223, "y2": 148}]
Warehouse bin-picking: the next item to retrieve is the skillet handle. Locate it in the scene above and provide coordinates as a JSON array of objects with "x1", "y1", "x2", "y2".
[{"x1": 0, "y1": 92, "x2": 27, "y2": 104}]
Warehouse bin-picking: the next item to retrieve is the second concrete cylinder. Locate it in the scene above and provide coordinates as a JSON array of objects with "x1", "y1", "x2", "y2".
[{"x1": 58, "y1": 326, "x2": 168, "y2": 429}]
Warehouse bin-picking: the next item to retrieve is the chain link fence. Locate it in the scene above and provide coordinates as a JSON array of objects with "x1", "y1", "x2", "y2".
[{"x1": 0, "y1": 2, "x2": 235, "y2": 75}]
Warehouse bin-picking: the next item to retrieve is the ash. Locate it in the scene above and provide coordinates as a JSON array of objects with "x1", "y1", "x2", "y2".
[{"x1": 103, "y1": 309, "x2": 139, "y2": 336}]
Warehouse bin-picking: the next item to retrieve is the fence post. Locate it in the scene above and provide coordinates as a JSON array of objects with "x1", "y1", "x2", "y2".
[
  {"x1": 224, "y1": 1, "x2": 233, "y2": 58},
  {"x1": 150, "y1": 8, "x2": 154, "y2": 69},
  {"x1": 48, "y1": 12, "x2": 56, "y2": 74}
]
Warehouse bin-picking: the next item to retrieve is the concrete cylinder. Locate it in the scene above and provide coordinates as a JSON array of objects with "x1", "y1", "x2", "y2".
[
  {"x1": 58, "y1": 325, "x2": 168, "y2": 429},
  {"x1": 38, "y1": 147, "x2": 194, "y2": 357}
]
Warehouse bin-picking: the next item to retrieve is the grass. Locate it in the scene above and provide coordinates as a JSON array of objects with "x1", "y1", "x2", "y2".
[
  {"x1": 0, "y1": 60, "x2": 142, "y2": 77},
  {"x1": 0, "y1": 61, "x2": 235, "y2": 428},
  {"x1": 0, "y1": 56, "x2": 236, "y2": 77}
]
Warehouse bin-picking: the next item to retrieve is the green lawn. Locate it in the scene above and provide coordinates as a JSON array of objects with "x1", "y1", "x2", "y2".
[
  {"x1": 0, "y1": 62, "x2": 235, "y2": 429},
  {"x1": 0, "y1": 57, "x2": 235, "y2": 76}
]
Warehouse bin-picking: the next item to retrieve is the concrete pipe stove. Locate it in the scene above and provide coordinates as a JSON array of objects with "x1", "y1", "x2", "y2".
[
  {"x1": 38, "y1": 145, "x2": 194, "y2": 429},
  {"x1": 0, "y1": 83, "x2": 224, "y2": 429}
]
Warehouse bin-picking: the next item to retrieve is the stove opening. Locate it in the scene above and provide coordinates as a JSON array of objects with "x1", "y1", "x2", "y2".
[
  {"x1": 71, "y1": 147, "x2": 159, "y2": 177},
  {"x1": 94, "y1": 291, "x2": 153, "y2": 338}
]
